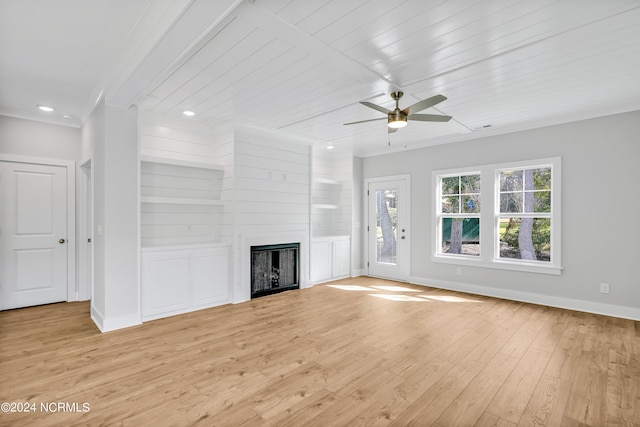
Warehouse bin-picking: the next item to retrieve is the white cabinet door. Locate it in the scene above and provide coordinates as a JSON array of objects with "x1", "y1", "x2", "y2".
[
  {"x1": 332, "y1": 238, "x2": 350, "y2": 278},
  {"x1": 142, "y1": 251, "x2": 190, "y2": 318},
  {"x1": 311, "y1": 237, "x2": 350, "y2": 283},
  {"x1": 311, "y1": 240, "x2": 332, "y2": 282},
  {"x1": 191, "y1": 247, "x2": 229, "y2": 307}
]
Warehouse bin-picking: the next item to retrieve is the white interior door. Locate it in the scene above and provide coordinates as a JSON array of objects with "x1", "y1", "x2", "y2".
[
  {"x1": 0, "y1": 161, "x2": 68, "y2": 310},
  {"x1": 367, "y1": 177, "x2": 410, "y2": 281}
]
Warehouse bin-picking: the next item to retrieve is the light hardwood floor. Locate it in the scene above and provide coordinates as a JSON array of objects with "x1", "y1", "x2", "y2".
[{"x1": 1, "y1": 277, "x2": 639, "y2": 426}]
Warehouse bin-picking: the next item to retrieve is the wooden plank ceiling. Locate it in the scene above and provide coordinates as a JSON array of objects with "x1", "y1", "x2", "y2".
[
  {"x1": 4, "y1": 0, "x2": 640, "y2": 156},
  {"x1": 136, "y1": 0, "x2": 640, "y2": 156}
]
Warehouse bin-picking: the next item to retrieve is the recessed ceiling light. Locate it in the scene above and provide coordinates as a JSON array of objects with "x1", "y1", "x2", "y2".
[
  {"x1": 326, "y1": 144, "x2": 335, "y2": 150},
  {"x1": 183, "y1": 110, "x2": 195, "y2": 117},
  {"x1": 63, "y1": 114, "x2": 74, "y2": 119},
  {"x1": 38, "y1": 105, "x2": 55, "y2": 112}
]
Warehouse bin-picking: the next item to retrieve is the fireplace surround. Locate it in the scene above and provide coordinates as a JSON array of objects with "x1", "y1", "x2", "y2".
[
  {"x1": 250, "y1": 243, "x2": 299, "y2": 298},
  {"x1": 239, "y1": 232, "x2": 309, "y2": 303}
]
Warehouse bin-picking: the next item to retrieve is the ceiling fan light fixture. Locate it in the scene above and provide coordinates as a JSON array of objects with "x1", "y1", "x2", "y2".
[{"x1": 388, "y1": 116, "x2": 407, "y2": 129}]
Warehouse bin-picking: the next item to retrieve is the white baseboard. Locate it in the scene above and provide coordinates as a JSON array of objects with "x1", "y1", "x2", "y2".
[
  {"x1": 410, "y1": 276, "x2": 640, "y2": 321},
  {"x1": 351, "y1": 269, "x2": 364, "y2": 277},
  {"x1": 91, "y1": 305, "x2": 142, "y2": 332},
  {"x1": 90, "y1": 305, "x2": 104, "y2": 331}
]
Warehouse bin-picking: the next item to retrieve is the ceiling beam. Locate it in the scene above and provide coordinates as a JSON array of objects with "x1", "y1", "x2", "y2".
[{"x1": 108, "y1": 0, "x2": 245, "y2": 109}]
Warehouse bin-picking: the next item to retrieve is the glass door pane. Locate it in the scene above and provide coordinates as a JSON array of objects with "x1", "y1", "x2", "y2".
[{"x1": 376, "y1": 188, "x2": 398, "y2": 265}]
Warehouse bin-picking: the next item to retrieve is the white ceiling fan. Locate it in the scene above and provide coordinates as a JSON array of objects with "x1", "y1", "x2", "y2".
[{"x1": 344, "y1": 91, "x2": 452, "y2": 133}]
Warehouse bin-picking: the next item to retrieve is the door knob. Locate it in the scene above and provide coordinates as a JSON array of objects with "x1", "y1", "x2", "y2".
[{"x1": 59, "y1": 239, "x2": 66, "y2": 244}]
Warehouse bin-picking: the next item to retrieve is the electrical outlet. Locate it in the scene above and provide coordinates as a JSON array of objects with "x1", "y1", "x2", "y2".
[
  {"x1": 456, "y1": 267, "x2": 463, "y2": 276},
  {"x1": 599, "y1": 283, "x2": 610, "y2": 294}
]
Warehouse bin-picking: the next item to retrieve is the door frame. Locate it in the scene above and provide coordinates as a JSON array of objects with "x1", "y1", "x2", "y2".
[
  {"x1": 79, "y1": 158, "x2": 93, "y2": 301},
  {"x1": 364, "y1": 174, "x2": 411, "y2": 281},
  {"x1": 0, "y1": 154, "x2": 76, "y2": 302}
]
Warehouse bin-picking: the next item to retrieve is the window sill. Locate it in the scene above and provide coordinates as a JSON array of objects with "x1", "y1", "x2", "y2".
[{"x1": 431, "y1": 255, "x2": 562, "y2": 275}]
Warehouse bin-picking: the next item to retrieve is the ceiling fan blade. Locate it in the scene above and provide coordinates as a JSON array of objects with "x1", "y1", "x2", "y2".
[
  {"x1": 402, "y1": 94, "x2": 447, "y2": 115},
  {"x1": 360, "y1": 101, "x2": 392, "y2": 114},
  {"x1": 343, "y1": 117, "x2": 387, "y2": 126},
  {"x1": 388, "y1": 127, "x2": 398, "y2": 134},
  {"x1": 407, "y1": 113, "x2": 452, "y2": 122}
]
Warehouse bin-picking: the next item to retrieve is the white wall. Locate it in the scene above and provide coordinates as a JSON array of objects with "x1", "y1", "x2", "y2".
[
  {"x1": 352, "y1": 156, "x2": 363, "y2": 274},
  {"x1": 0, "y1": 115, "x2": 80, "y2": 161},
  {"x1": 362, "y1": 110, "x2": 640, "y2": 319}
]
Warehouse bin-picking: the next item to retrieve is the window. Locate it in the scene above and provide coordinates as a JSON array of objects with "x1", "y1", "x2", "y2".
[
  {"x1": 497, "y1": 167, "x2": 551, "y2": 262},
  {"x1": 438, "y1": 174, "x2": 480, "y2": 257},
  {"x1": 433, "y1": 158, "x2": 561, "y2": 275}
]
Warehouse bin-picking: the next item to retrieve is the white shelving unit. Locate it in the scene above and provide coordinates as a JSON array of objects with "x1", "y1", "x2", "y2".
[
  {"x1": 140, "y1": 152, "x2": 231, "y2": 321},
  {"x1": 140, "y1": 155, "x2": 224, "y2": 169},
  {"x1": 310, "y1": 145, "x2": 352, "y2": 283},
  {"x1": 140, "y1": 156, "x2": 224, "y2": 248}
]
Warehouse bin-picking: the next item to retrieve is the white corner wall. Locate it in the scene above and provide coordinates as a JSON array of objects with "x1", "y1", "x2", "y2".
[
  {"x1": 88, "y1": 100, "x2": 141, "y2": 331},
  {"x1": 362, "y1": 110, "x2": 640, "y2": 320}
]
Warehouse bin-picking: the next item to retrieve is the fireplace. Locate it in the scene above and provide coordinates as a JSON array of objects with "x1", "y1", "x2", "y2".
[{"x1": 251, "y1": 243, "x2": 300, "y2": 298}]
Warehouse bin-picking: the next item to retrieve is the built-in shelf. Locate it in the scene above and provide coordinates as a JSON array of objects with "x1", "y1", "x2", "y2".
[
  {"x1": 141, "y1": 196, "x2": 224, "y2": 205},
  {"x1": 140, "y1": 152, "x2": 225, "y2": 247},
  {"x1": 314, "y1": 177, "x2": 341, "y2": 185},
  {"x1": 312, "y1": 203, "x2": 339, "y2": 210},
  {"x1": 140, "y1": 155, "x2": 224, "y2": 171}
]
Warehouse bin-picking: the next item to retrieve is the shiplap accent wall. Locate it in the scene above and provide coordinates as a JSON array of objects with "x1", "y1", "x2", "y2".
[
  {"x1": 140, "y1": 118, "x2": 217, "y2": 164},
  {"x1": 311, "y1": 145, "x2": 352, "y2": 237},
  {"x1": 232, "y1": 126, "x2": 311, "y2": 293},
  {"x1": 233, "y1": 128, "x2": 311, "y2": 235},
  {"x1": 216, "y1": 126, "x2": 234, "y2": 245},
  {"x1": 139, "y1": 116, "x2": 228, "y2": 247}
]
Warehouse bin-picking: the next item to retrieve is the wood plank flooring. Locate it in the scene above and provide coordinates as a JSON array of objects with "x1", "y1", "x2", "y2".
[{"x1": 1, "y1": 277, "x2": 639, "y2": 426}]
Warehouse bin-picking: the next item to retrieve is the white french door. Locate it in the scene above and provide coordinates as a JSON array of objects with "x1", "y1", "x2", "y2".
[
  {"x1": 367, "y1": 176, "x2": 410, "y2": 281},
  {"x1": 0, "y1": 160, "x2": 69, "y2": 310}
]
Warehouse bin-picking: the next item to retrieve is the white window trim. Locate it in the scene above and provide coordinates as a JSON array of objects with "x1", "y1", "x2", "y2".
[{"x1": 431, "y1": 157, "x2": 562, "y2": 275}]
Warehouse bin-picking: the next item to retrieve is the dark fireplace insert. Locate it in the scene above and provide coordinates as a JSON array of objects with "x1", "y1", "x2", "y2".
[{"x1": 250, "y1": 243, "x2": 299, "y2": 299}]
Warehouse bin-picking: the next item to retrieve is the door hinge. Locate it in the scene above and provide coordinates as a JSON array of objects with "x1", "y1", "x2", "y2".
[
  {"x1": 367, "y1": 261, "x2": 369, "y2": 267},
  {"x1": 367, "y1": 225, "x2": 369, "y2": 231},
  {"x1": 367, "y1": 190, "x2": 369, "y2": 196}
]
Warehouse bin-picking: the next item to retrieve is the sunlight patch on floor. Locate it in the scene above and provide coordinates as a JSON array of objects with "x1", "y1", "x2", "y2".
[
  {"x1": 326, "y1": 283, "x2": 482, "y2": 303},
  {"x1": 369, "y1": 285, "x2": 421, "y2": 292},
  {"x1": 369, "y1": 294, "x2": 429, "y2": 302},
  {"x1": 327, "y1": 285, "x2": 372, "y2": 291}
]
